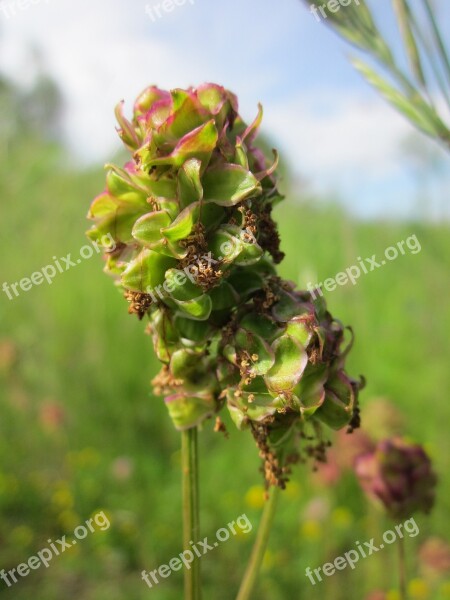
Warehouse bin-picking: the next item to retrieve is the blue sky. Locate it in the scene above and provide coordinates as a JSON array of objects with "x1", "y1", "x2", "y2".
[{"x1": 0, "y1": 0, "x2": 448, "y2": 219}]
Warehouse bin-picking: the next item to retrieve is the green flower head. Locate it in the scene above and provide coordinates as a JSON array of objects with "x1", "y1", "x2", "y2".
[{"x1": 88, "y1": 83, "x2": 363, "y2": 486}]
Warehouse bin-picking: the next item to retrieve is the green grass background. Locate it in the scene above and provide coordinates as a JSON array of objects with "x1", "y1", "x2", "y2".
[{"x1": 0, "y1": 110, "x2": 449, "y2": 600}]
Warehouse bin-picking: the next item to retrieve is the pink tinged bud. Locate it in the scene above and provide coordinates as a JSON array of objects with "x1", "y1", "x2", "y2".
[
  {"x1": 115, "y1": 101, "x2": 140, "y2": 150},
  {"x1": 196, "y1": 83, "x2": 229, "y2": 115},
  {"x1": 355, "y1": 438, "x2": 437, "y2": 519},
  {"x1": 133, "y1": 86, "x2": 171, "y2": 118}
]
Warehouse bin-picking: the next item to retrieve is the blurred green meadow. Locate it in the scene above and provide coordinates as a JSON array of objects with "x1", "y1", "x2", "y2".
[{"x1": 0, "y1": 78, "x2": 449, "y2": 600}]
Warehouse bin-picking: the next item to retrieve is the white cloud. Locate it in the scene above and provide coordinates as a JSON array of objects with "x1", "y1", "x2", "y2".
[
  {"x1": 264, "y1": 91, "x2": 412, "y2": 181},
  {"x1": 0, "y1": 0, "x2": 308, "y2": 162},
  {"x1": 0, "y1": 0, "x2": 447, "y2": 218},
  {"x1": 0, "y1": 0, "x2": 210, "y2": 160}
]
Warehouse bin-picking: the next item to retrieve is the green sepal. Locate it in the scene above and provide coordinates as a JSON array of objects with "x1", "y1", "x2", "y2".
[
  {"x1": 174, "y1": 315, "x2": 212, "y2": 343},
  {"x1": 105, "y1": 166, "x2": 147, "y2": 205},
  {"x1": 146, "y1": 120, "x2": 218, "y2": 168},
  {"x1": 202, "y1": 164, "x2": 261, "y2": 206},
  {"x1": 165, "y1": 393, "x2": 215, "y2": 431},
  {"x1": 174, "y1": 294, "x2": 213, "y2": 321},
  {"x1": 227, "y1": 269, "x2": 265, "y2": 299},
  {"x1": 272, "y1": 289, "x2": 307, "y2": 322},
  {"x1": 87, "y1": 192, "x2": 119, "y2": 219},
  {"x1": 294, "y1": 363, "x2": 328, "y2": 418},
  {"x1": 208, "y1": 281, "x2": 239, "y2": 311},
  {"x1": 286, "y1": 317, "x2": 314, "y2": 348},
  {"x1": 314, "y1": 390, "x2": 352, "y2": 430},
  {"x1": 132, "y1": 210, "x2": 172, "y2": 245},
  {"x1": 264, "y1": 335, "x2": 308, "y2": 393},
  {"x1": 87, "y1": 206, "x2": 147, "y2": 245},
  {"x1": 170, "y1": 349, "x2": 217, "y2": 393},
  {"x1": 208, "y1": 228, "x2": 243, "y2": 264},
  {"x1": 165, "y1": 269, "x2": 203, "y2": 301},
  {"x1": 121, "y1": 248, "x2": 177, "y2": 292},
  {"x1": 159, "y1": 89, "x2": 208, "y2": 140},
  {"x1": 161, "y1": 201, "x2": 224, "y2": 243},
  {"x1": 239, "y1": 313, "x2": 281, "y2": 342},
  {"x1": 178, "y1": 158, "x2": 203, "y2": 208},
  {"x1": 234, "y1": 329, "x2": 275, "y2": 376}
]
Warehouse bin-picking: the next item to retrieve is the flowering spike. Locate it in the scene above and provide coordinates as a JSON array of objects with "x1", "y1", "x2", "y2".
[{"x1": 88, "y1": 83, "x2": 363, "y2": 484}]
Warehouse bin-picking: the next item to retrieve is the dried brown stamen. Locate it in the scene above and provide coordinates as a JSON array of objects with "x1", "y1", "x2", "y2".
[{"x1": 124, "y1": 290, "x2": 153, "y2": 320}]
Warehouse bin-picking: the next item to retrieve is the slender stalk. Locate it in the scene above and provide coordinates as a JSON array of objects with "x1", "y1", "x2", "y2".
[
  {"x1": 182, "y1": 427, "x2": 201, "y2": 600},
  {"x1": 392, "y1": 0, "x2": 426, "y2": 88},
  {"x1": 398, "y1": 535, "x2": 407, "y2": 600},
  {"x1": 422, "y1": 0, "x2": 450, "y2": 84},
  {"x1": 409, "y1": 9, "x2": 450, "y2": 109},
  {"x1": 236, "y1": 485, "x2": 280, "y2": 600}
]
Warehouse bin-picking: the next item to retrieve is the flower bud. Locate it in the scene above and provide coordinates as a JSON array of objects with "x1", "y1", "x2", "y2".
[{"x1": 355, "y1": 437, "x2": 437, "y2": 519}]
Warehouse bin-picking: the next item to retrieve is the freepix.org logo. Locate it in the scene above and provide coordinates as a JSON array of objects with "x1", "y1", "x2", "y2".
[
  {"x1": 2, "y1": 234, "x2": 116, "y2": 301},
  {"x1": 0, "y1": 511, "x2": 110, "y2": 588}
]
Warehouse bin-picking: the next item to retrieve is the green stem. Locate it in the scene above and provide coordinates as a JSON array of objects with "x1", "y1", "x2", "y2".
[
  {"x1": 409, "y1": 8, "x2": 450, "y2": 109},
  {"x1": 392, "y1": 0, "x2": 426, "y2": 88},
  {"x1": 398, "y1": 535, "x2": 407, "y2": 600},
  {"x1": 236, "y1": 485, "x2": 280, "y2": 600},
  {"x1": 182, "y1": 427, "x2": 201, "y2": 600},
  {"x1": 422, "y1": 0, "x2": 450, "y2": 85}
]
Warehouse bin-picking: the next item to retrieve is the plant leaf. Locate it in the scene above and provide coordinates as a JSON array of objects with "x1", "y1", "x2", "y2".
[{"x1": 202, "y1": 164, "x2": 261, "y2": 206}]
